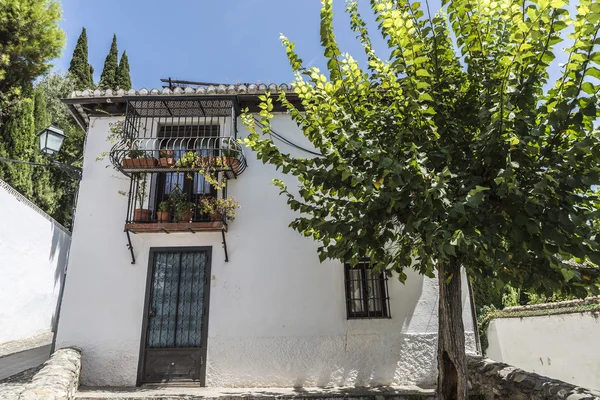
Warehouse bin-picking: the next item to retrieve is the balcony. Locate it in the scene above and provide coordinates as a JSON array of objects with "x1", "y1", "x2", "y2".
[
  {"x1": 109, "y1": 96, "x2": 247, "y2": 179},
  {"x1": 124, "y1": 172, "x2": 237, "y2": 234}
]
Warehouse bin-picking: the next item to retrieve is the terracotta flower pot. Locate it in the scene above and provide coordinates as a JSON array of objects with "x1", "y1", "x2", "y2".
[
  {"x1": 158, "y1": 158, "x2": 175, "y2": 167},
  {"x1": 156, "y1": 211, "x2": 171, "y2": 223},
  {"x1": 211, "y1": 211, "x2": 223, "y2": 222},
  {"x1": 122, "y1": 158, "x2": 135, "y2": 168},
  {"x1": 134, "y1": 208, "x2": 152, "y2": 222},
  {"x1": 122, "y1": 158, "x2": 158, "y2": 168},
  {"x1": 182, "y1": 210, "x2": 194, "y2": 223}
]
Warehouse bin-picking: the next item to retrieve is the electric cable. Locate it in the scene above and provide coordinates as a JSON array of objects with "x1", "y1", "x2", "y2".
[{"x1": 253, "y1": 117, "x2": 324, "y2": 158}]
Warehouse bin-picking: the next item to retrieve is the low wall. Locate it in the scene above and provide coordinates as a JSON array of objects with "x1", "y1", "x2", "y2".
[
  {"x1": 485, "y1": 298, "x2": 600, "y2": 391},
  {"x1": 468, "y1": 355, "x2": 600, "y2": 399},
  {"x1": 0, "y1": 179, "x2": 71, "y2": 344},
  {"x1": 18, "y1": 348, "x2": 81, "y2": 400}
]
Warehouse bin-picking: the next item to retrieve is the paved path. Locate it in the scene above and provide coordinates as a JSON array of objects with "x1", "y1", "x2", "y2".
[
  {"x1": 0, "y1": 344, "x2": 51, "y2": 380},
  {"x1": 76, "y1": 385, "x2": 436, "y2": 400}
]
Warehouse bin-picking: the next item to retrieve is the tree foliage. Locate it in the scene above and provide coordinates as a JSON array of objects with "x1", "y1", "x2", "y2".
[
  {"x1": 116, "y1": 50, "x2": 132, "y2": 90},
  {"x1": 245, "y1": 0, "x2": 600, "y2": 302},
  {"x1": 36, "y1": 72, "x2": 86, "y2": 228},
  {"x1": 99, "y1": 34, "x2": 119, "y2": 90},
  {"x1": 68, "y1": 27, "x2": 94, "y2": 89},
  {"x1": 0, "y1": 98, "x2": 35, "y2": 197},
  {"x1": 0, "y1": 0, "x2": 64, "y2": 118},
  {"x1": 243, "y1": 0, "x2": 600, "y2": 397}
]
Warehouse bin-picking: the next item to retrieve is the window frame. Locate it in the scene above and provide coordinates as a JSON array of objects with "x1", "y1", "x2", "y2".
[{"x1": 344, "y1": 261, "x2": 391, "y2": 319}]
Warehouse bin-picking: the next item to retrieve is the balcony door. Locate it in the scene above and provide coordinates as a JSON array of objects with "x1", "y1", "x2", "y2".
[
  {"x1": 154, "y1": 125, "x2": 220, "y2": 220},
  {"x1": 138, "y1": 247, "x2": 212, "y2": 385}
]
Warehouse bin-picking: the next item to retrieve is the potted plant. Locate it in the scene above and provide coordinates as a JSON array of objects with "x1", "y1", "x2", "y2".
[
  {"x1": 156, "y1": 199, "x2": 171, "y2": 223},
  {"x1": 122, "y1": 149, "x2": 158, "y2": 168},
  {"x1": 216, "y1": 196, "x2": 240, "y2": 221},
  {"x1": 170, "y1": 187, "x2": 195, "y2": 223},
  {"x1": 133, "y1": 174, "x2": 152, "y2": 222},
  {"x1": 197, "y1": 196, "x2": 240, "y2": 222},
  {"x1": 197, "y1": 196, "x2": 218, "y2": 220},
  {"x1": 222, "y1": 147, "x2": 240, "y2": 169},
  {"x1": 158, "y1": 149, "x2": 176, "y2": 167}
]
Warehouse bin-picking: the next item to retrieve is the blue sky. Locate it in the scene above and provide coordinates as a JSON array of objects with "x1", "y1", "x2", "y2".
[{"x1": 53, "y1": 0, "x2": 442, "y2": 89}]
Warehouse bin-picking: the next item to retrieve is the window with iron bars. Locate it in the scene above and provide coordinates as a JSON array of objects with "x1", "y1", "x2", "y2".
[{"x1": 344, "y1": 262, "x2": 391, "y2": 319}]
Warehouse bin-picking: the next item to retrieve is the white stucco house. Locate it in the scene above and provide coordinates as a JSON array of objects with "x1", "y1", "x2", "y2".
[{"x1": 56, "y1": 84, "x2": 476, "y2": 388}]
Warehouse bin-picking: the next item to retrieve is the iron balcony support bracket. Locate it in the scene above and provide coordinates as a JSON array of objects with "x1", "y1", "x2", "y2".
[
  {"x1": 125, "y1": 229, "x2": 136, "y2": 264},
  {"x1": 221, "y1": 228, "x2": 229, "y2": 262}
]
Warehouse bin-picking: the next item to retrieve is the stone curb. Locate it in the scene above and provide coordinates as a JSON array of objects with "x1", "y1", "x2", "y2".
[
  {"x1": 18, "y1": 347, "x2": 81, "y2": 400},
  {"x1": 467, "y1": 355, "x2": 600, "y2": 399}
]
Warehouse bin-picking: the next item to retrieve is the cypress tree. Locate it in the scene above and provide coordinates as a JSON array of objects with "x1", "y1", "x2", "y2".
[
  {"x1": 116, "y1": 51, "x2": 132, "y2": 90},
  {"x1": 33, "y1": 87, "x2": 50, "y2": 133},
  {"x1": 99, "y1": 34, "x2": 119, "y2": 89},
  {"x1": 68, "y1": 27, "x2": 93, "y2": 89},
  {"x1": 1, "y1": 99, "x2": 36, "y2": 197}
]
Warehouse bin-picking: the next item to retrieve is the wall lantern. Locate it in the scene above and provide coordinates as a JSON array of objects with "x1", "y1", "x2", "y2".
[{"x1": 37, "y1": 124, "x2": 67, "y2": 156}]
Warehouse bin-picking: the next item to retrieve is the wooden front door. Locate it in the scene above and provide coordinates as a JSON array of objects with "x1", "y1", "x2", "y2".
[{"x1": 139, "y1": 248, "x2": 211, "y2": 385}]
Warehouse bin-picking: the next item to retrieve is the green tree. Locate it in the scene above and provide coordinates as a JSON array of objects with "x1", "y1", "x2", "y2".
[
  {"x1": 35, "y1": 73, "x2": 85, "y2": 228},
  {"x1": 99, "y1": 34, "x2": 118, "y2": 90},
  {"x1": 68, "y1": 27, "x2": 94, "y2": 89},
  {"x1": 0, "y1": 0, "x2": 64, "y2": 119},
  {"x1": 116, "y1": 50, "x2": 132, "y2": 90},
  {"x1": 0, "y1": 98, "x2": 36, "y2": 197},
  {"x1": 242, "y1": 0, "x2": 600, "y2": 398}
]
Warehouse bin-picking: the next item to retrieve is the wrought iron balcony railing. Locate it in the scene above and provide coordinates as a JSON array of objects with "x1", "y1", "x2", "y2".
[
  {"x1": 109, "y1": 96, "x2": 247, "y2": 179},
  {"x1": 124, "y1": 172, "x2": 230, "y2": 234}
]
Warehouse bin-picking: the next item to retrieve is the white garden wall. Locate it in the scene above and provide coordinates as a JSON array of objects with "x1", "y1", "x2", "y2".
[
  {"x1": 56, "y1": 114, "x2": 476, "y2": 387},
  {"x1": 487, "y1": 312, "x2": 600, "y2": 390},
  {"x1": 0, "y1": 179, "x2": 71, "y2": 344}
]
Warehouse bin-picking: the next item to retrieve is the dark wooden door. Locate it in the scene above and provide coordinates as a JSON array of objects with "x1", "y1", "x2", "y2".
[{"x1": 139, "y1": 248, "x2": 211, "y2": 385}]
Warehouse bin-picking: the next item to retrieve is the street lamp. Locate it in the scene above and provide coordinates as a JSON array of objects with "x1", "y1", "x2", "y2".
[
  {"x1": 37, "y1": 124, "x2": 67, "y2": 156},
  {"x1": 0, "y1": 123, "x2": 81, "y2": 180}
]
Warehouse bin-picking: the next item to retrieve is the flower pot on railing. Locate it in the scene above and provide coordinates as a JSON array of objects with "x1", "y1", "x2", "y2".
[
  {"x1": 158, "y1": 149, "x2": 176, "y2": 167},
  {"x1": 211, "y1": 211, "x2": 223, "y2": 222},
  {"x1": 134, "y1": 208, "x2": 152, "y2": 222},
  {"x1": 122, "y1": 150, "x2": 158, "y2": 168},
  {"x1": 156, "y1": 211, "x2": 171, "y2": 223}
]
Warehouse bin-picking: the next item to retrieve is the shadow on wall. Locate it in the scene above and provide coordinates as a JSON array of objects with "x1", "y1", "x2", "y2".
[
  {"x1": 290, "y1": 274, "x2": 430, "y2": 387},
  {"x1": 50, "y1": 223, "x2": 72, "y2": 333}
]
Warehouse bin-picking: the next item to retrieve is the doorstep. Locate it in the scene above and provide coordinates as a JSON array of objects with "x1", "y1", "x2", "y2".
[{"x1": 75, "y1": 385, "x2": 436, "y2": 400}]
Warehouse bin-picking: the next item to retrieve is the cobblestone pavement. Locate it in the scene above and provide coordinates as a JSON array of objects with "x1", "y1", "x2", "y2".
[{"x1": 0, "y1": 365, "x2": 44, "y2": 400}]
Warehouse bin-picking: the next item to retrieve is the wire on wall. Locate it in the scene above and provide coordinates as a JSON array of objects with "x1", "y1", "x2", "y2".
[{"x1": 253, "y1": 117, "x2": 324, "y2": 158}]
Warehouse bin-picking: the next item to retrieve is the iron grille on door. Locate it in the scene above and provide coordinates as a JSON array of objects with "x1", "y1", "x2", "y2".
[{"x1": 146, "y1": 251, "x2": 208, "y2": 348}]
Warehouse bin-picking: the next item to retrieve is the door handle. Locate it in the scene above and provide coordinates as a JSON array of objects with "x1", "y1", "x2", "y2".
[{"x1": 149, "y1": 308, "x2": 156, "y2": 317}]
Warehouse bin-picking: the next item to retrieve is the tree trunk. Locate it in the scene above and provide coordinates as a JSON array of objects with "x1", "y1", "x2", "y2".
[{"x1": 437, "y1": 256, "x2": 468, "y2": 400}]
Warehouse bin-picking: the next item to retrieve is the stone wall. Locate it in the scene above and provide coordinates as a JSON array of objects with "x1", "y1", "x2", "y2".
[
  {"x1": 468, "y1": 355, "x2": 600, "y2": 399},
  {"x1": 18, "y1": 348, "x2": 81, "y2": 400}
]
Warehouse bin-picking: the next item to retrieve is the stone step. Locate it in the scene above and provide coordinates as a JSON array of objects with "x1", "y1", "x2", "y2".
[{"x1": 75, "y1": 385, "x2": 437, "y2": 400}]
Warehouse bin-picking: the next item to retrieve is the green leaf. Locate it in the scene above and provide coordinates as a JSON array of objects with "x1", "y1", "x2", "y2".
[{"x1": 581, "y1": 82, "x2": 596, "y2": 95}]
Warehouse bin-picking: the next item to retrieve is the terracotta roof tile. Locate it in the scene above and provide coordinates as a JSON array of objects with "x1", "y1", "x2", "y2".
[{"x1": 69, "y1": 83, "x2": 294, "y2": 99}]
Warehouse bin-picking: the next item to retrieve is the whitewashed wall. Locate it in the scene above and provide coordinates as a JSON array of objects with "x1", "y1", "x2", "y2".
[
  {"x1": 487, "y1": 313, "x2": 600, "y2": 391},
  {"x1": 56, "y1": 114, "x2": 476, "y2": 387},
  {"x1": 0, "y1": 179, "x2": 71, "y2": 344}
]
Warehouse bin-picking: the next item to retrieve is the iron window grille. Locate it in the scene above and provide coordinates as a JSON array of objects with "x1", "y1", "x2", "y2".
[{"x1": 344, "y1": 262, "x2": 391, "y2": 319}]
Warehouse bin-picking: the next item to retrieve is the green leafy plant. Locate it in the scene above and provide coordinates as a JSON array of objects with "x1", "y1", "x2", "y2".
[
  {"x1": 176, "y1": 151, "x2": 225, "y2": 189},
  {"x1": 128, "y1": 149, "x2": 144, "y2": 159},
  {"x1": 159, "y1": 149, "x2": 174, "y2": 158},
  {"x1": 158, "y1": 199, "x2": 170, "y2": 213},
  {"x1": 216, "y1": 196, "x2": 240, "y2": 221},
  {"x1": 196, "y1": 196, "x2": 240, "y2": 221},
  {"x1": 242, "y1": 0, "x2": 600, "y2": 398},
  {"x1": 169, "y1": 186, "x2": 194, "y2": 222},
  {"x1": 134, "y1": 173, "x2": 148, "y2": 209}
]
